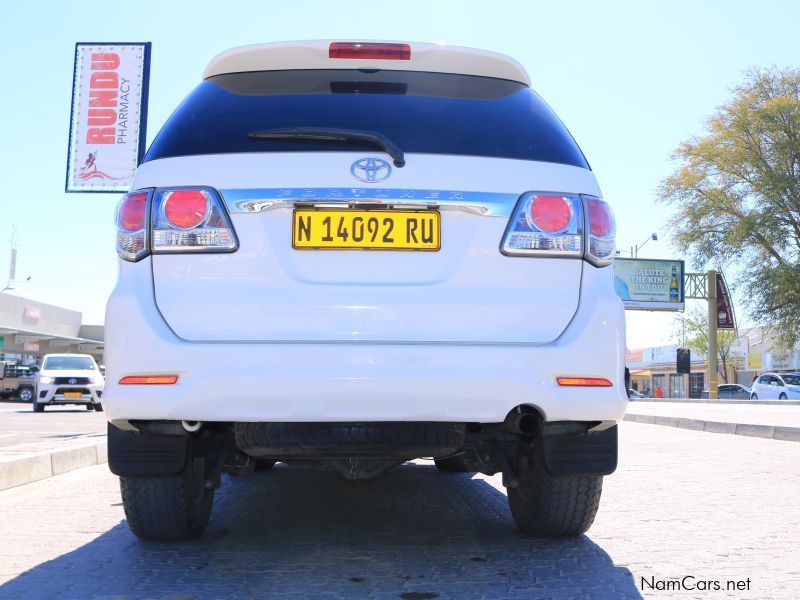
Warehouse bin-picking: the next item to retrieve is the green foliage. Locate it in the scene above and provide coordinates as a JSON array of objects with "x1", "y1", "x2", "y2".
[
  {"x1": 674, "y1": 306, "x2": 740, "y2": 383},
  {"x1": 659, "y1": 67, "x2": 800, "y2": 347}
]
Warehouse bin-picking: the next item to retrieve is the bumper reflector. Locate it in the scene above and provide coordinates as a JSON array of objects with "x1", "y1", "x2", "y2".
[
  {"x1": 557, "y1": 377, "x2": 613, "y2": 387},
  {"x1": 119, "y1": 376, "x2": 179, "y2": 385}
]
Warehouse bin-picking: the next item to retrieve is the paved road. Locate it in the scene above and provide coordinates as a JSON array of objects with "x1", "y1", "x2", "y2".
[
  {"x1": 0, "y1": 422, "x2": 797, "y2": 599},
  {"x1": 0, "y1": 400, "x2": 105, "y2": 456}
]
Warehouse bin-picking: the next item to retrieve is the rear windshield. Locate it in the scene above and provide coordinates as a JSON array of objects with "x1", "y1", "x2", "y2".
[
  {"x1": 145, "y1": 69, "x2": 589, "y2": 168},
  {"x1": 42, "y1": 356, "x2": 96, "y2": 371}
]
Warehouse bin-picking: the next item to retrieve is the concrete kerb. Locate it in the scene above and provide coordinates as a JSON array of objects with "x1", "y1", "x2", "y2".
[
  {"x1": 0, "y1": 441, "x2": 107, "y2": 491},
  {"x1": 624, "y1": 413, "x2": 800, "y2": 442}
]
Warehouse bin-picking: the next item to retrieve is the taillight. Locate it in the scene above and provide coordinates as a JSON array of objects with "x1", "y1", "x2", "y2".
[
  {"x1": 152, "y1": 188, "x2": 238, "y2": 253},
  {"x1": 528, "y1": 195, "x2": 572, "y2": 234},
  {"x1": 329, "y1": 42, "x2": 411, "y2": 60},
  {"x1": 583, "y1": 196, "x2": 616, "y2": 266},
  {"x1": 501, "y1": 192, "x2": 583, "y2": 257},
  {"x1": 115, "y1": 187, "x2": 238, "y2": 262},
  {"x1": 115, "y1": 190, "x2": 150, "y2": 262},
  {"x1": 501, "y1": 192, "x2": 616, "y2": 267},
  {"x1": 163, "y1": 190, "x2": 208, "y2": 229}
]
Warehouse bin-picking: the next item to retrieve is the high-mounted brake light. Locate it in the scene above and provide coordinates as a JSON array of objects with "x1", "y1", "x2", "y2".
[
  {"x1": 115, "y1": 190, "x2": 151, "y2": 262},
  {"x1": 329, "y1": 42, "x2": 411, "y2": 60},
  {"x1": 119, "y1": 375, "x2": 179, "y2": 385},
  {"x1": 152, "y1": 188, "x2": 238, "y2": 254},
  {"x1": 557, "y1": 377, "x2": 613, "y2": 387}
]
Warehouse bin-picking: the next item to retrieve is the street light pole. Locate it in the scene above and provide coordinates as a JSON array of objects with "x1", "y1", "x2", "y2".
[{"x1": 634, "y1": 233, "x2": 658, "y2": 258}]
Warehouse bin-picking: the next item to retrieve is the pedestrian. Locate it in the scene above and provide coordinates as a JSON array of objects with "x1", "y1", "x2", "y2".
[{"x1": 654, "y1": 386, "x2": 663, "y2": 398}]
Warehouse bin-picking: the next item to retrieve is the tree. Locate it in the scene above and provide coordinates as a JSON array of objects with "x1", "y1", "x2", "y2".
[
  {"x1": 674, "y1": 307, "x2": 741, "y2": 383},
  {"x1": 659, "y1": 68, "x2": 800, "y2": 347}
]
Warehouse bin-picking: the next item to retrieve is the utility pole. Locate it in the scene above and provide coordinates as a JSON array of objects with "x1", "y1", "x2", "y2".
[
  {"x1": 8, "y1": 224, "x2": 17, "y2": 283},
  {"x1": 707, "y1": 270, "x2": 718, "y2": 400}
]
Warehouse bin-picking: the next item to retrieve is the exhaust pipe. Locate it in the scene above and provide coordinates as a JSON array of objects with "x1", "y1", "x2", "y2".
[
  {"x1": 508, "y1": 413, "x2": 538, "y2": 435},
  {"x1": 181, "y1": 420, "x2": 203, "y2": 433}
]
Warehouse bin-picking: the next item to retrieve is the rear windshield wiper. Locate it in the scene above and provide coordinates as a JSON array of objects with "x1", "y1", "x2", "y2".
[{"x1": 248, "y1": 127, "x2": 405, "y2": 167}]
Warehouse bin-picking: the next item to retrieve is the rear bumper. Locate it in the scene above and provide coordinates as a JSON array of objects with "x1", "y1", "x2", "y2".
[{"x1": 104, "y1": 258, "x2": 627, "y2": 425}]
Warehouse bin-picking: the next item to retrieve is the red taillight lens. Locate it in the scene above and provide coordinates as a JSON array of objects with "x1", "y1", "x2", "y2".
[
  {"x1": 118, "y1": 192, "x2": 148, "y2": 232},
  {"x1": 529, "y1": 195, "x2": 572, "y2": 234},
  {"x1": 119, "y1": 375, "x2": 179, "y2": 385},
  {"x1": 557, "y1": 377, "x2": 613, "y2": 387},
  {"x1": 163, "y1": 190, "x2": 209, "y2": 229},
  {"x1": 329, "y1": 42, "x2": 411, "y2": 60},
  {"x1": 586, "y1": 197, "x2": 612, "y2": 238}
]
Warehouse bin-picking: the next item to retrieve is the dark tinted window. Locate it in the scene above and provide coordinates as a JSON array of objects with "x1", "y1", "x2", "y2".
[{"x1": 145, "y1": 69, "x2": 589, "y2": 168}]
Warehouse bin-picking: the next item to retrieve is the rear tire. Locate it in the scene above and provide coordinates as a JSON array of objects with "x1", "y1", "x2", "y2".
[
  {"x1": 779, "y1": 393, "x2": 787, "y2": 400},
  {"x1": 751, "y1": 393, "x2": 758, "y2": 400},
  {"x1": 508, "y1": 452, "x2": 603, "y2": 537},
  {"x1": 434, "y1": 455, "x2": 473, "y2": 473},
  {"x1": 120, "y1": 464, "x2": 215, "y2": 541},
  {"x1": 33, "y1": 402, "x2": 44, "y2": 413},
  {"x1": 94, "y1": 403, "x2": 103, "y2": 412},
  {"x1": 86, "y1": 404, "x2": 94, "y2": 411}
]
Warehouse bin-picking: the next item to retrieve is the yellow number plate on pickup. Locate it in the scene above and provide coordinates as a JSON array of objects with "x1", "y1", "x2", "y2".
[
  {"x1": 64, "y1": 392, "x2": 83, "y2": 398},
  {"x1": 293, "y1": 209, "x2": 440, "y2": 251}
]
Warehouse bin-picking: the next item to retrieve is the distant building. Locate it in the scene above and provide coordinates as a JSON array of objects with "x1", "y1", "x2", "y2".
[
  {"x1": 627, "y1": 326, "x2": 798, "y2": 398},
  {"x1": 0, "y1": 292, "x2": 103, "y2": 365}
]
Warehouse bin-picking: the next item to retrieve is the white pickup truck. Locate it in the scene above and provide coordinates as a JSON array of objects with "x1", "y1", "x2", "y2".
[{"x1": 33, "y1": 354, "x2": 105, "y2": 412}]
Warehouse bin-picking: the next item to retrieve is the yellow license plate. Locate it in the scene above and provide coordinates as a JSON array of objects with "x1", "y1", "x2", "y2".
[
  {"x1": 293, "y1": 209, "x2": 440, "y2": 250},
  {"x1": 64, "y1": 392, "x2": 83, "y2": 398}
]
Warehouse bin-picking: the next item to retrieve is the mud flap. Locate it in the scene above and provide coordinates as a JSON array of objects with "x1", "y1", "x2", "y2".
[
  {"x1": 540, "y1": 425, "x2": 618, "y2": 476},
  {"x1": 108, "y1": 423, "x2": 188, "y2": 477}
]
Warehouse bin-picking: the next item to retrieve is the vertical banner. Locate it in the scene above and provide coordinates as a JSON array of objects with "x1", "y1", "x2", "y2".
[
  {"x1": 715, "y1": 273, "x2": 735, "y2": 329},
  {"x1": 66, "y1": 43, "x2": 151, "y2": 192}
]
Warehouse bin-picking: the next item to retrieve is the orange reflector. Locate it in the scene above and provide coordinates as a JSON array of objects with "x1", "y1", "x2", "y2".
[
  {"x1": 557, "y1": 377, "x2": 613, "y2": 387},
  {"x1": 119, "y1": 375, "x2": 179, "y2": 385}
]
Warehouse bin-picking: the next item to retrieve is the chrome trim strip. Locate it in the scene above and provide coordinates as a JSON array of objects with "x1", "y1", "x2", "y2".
[{"x1": 220, "y1": 188, "x2": 520, "y2": 217}]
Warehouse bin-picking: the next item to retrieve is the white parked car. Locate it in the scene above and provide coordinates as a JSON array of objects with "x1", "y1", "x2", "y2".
[
  {"x1": 750, "y1": 373, "x2": 800, "y2": 401},
  {"x1": 34, "y1": 354, "x2": 105, "y2": 412},
  {"x1": 104, "y1": 40, "x2": 626, "y2": 540}
]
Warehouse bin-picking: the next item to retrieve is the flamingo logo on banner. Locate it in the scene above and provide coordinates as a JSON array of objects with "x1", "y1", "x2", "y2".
[{"x1": 66, "y1": 43, "x2": 151, "y2": 193}]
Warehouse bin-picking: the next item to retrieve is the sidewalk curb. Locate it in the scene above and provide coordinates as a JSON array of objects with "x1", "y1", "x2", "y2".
[
  {"x1": 624, "y1": 413, "x2": 800, "y2": 442},
  {"x1": 0, "y1": 441, "x2": 107, "y2": 491}
]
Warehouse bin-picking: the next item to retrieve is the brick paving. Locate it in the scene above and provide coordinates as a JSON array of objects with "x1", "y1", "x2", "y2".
[{"x1": 0, "y1": 422, "x2": 797, "y2": 599}]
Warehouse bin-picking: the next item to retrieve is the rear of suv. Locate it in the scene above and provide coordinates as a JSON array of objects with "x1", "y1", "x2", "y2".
[{"x1": 105, "y1": 40, "x2": 627, "y2": 540}]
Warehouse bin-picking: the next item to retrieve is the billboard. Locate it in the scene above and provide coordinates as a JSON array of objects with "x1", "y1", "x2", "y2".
[
  {"x1": 66, "y1": 43, "x2": 151, "y2": 192},
  {"x1": 614, "y1": 258, "x2": 685, "y2": 311}
]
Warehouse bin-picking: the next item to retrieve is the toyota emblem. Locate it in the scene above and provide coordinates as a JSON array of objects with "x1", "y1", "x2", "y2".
[
  {"x1": 351, "y1": 158, "x2": 391, "y2": 183},
  {"x1": 69, "y1": 378, "x2": 77, "y2": 385}
]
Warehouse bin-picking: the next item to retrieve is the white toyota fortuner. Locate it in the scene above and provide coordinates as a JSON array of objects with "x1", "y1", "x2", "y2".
[{"x1": 105, "y1": 40, "x2": 627, "y2": 540}]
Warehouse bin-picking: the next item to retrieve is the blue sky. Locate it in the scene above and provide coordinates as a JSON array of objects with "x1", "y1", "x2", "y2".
[{"x1": 1, "y1": 0, "x2": 798, "y2": 348}]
